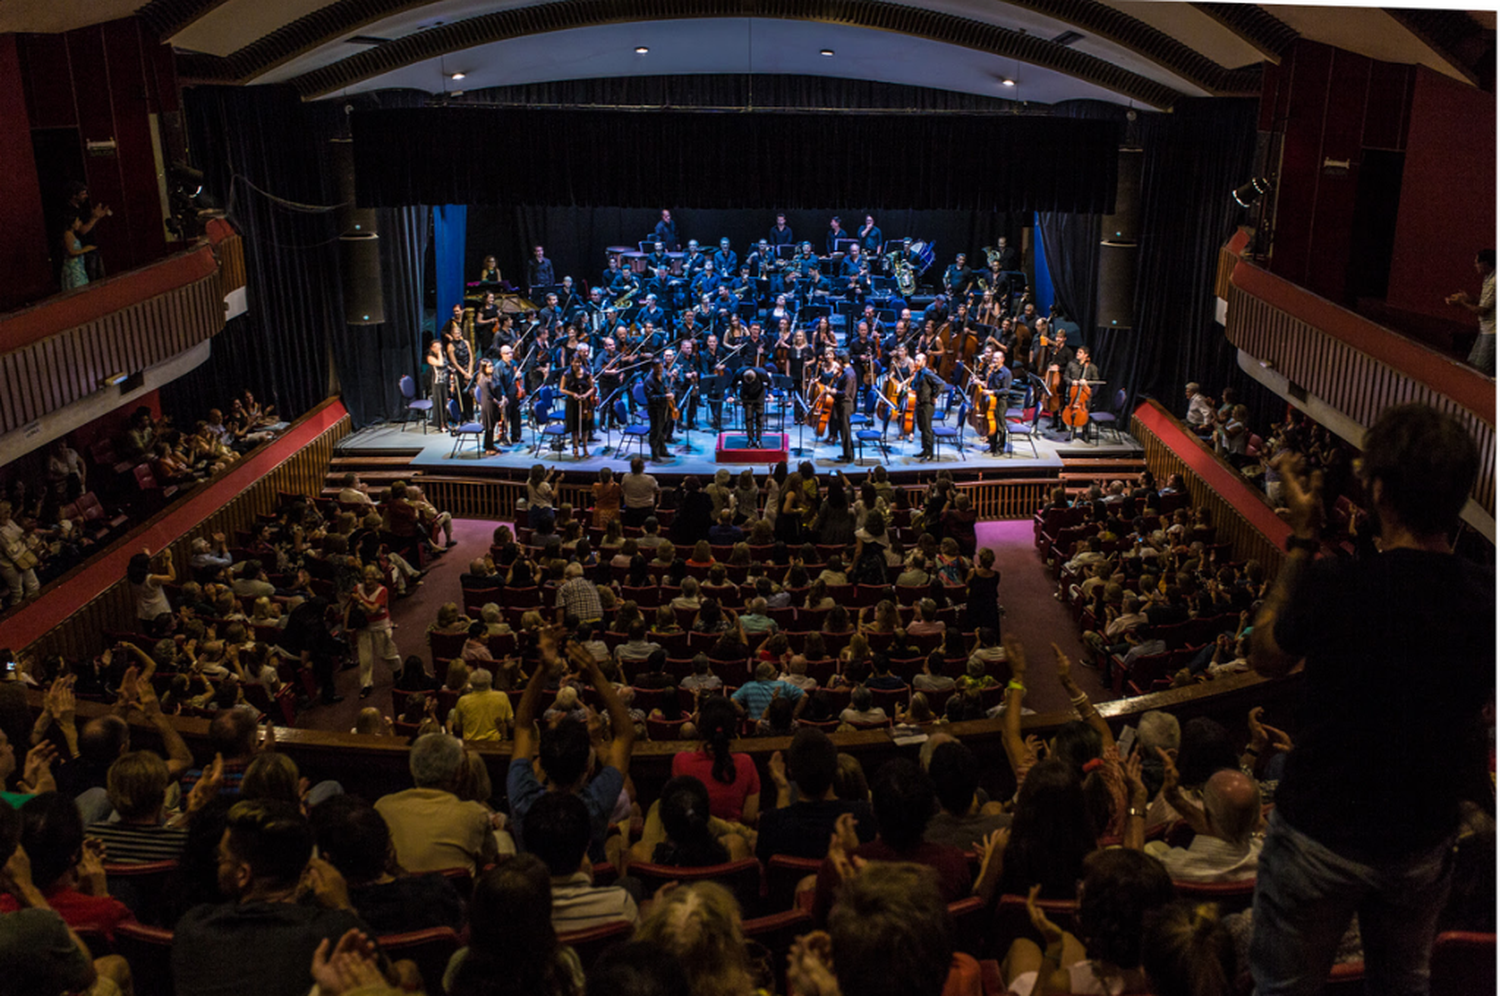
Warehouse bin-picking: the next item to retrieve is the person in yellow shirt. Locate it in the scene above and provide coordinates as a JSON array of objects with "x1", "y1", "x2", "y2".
[{"x1": 448, "y1": 668, "x2": 513, "y2": 742}]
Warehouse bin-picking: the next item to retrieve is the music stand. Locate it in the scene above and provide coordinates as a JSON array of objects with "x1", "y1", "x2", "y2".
[
  {"x1": 778, "y1": 374, "x2": 812, "y2": 458},
  {"x1": 677, "y1": 382, "x2": 703, "y2": 455},
  {"x1": 834, "y1": 238, "x2": 859, "y2": 256}
]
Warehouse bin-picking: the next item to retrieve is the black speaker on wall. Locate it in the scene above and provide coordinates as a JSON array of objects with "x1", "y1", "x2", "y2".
[
  {"x1": 341, "y1": 233, "x2": 385, "y2": 325},
  {"x1": 1097, "y1": 240, "x2": 1137, "y2": 330}
]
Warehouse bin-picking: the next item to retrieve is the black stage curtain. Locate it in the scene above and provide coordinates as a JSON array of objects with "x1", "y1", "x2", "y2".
[
  {"x1": 468, "y1": 205, "x2": 1015, "y2": 304},
  {"x1": 1036, "y1": 101, "x2": 1123, "y2": 335},
  {"x1": 1090, "y1": 98, "x2": 1260, "y2": 420},
  {"x1": 353, "y1": 107, "x2": 1121, "y2": 215}
]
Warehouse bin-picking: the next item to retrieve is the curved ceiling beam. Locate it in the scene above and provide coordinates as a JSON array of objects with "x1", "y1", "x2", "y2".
[
  {"x1": 1190, "y1": 3, "x2": 1299, "y2": 65},
  {"x1": 174, "y1": 0, "x2": 1258, "y2": 107}
]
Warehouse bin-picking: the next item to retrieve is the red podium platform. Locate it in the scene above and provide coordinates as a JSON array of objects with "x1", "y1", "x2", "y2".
[{"x1": 715, "y1": 432, "x2": 790, "y2": 463}]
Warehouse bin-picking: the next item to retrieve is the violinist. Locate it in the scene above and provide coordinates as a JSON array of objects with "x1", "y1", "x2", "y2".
[
  {"x1": 495, "y1": 345, "x2": 523, "y2": 444},
  {"x1": 811, "y1": 316, "x2": 838, "y2": 353},
  {"x1": 739, "y1": 323, "x2": 769, "y2": 373},
  {"x1": 768, "y1": 295, "x2": 795, "y2": 330},
  {"x1": 915, "y1": 320, "x2": 945, "y2": 373},
  {"x1": 847, "y1": 320, "x2": 879, "y2": 386},
  {"x1": 698, "y1": 334, "x2": 729, "y2": 432},
  {"x1": 1063, "y1": 345, "x2": 1101, "y2": 441},
  {"x1": 677, "y1": 339, "x2": 701, "y2": 430},
  {"x1": 860, "y1": 304, "x2": 886, "y2": 342},
  {"x1": 561, "y1": 354, "x2": 596, "y2": 458},
  {"x1": 676, "y1": 311, "x2": 699, "y2": 346},
  {"x1": 475, "y1": 292, "x2": 501, "y2": 353},
  {"x1": 594, "y1": 337, "x2": 624, "y2": 431},
  {"x1": 783, "y1": 328, "x2": 815, "y2": 389},
  {"x1": 722, "y1": 312, "x2": 748, "y2": 348},
  {"x1": 443, "y1": 309, "x2": 475, "y2": 418},
  {"x1": 477, "y1": 359, "x2": 503, "y2": 456},
  {"x1": 662, "y1": 348, "x2": 685, "y2": 444}
]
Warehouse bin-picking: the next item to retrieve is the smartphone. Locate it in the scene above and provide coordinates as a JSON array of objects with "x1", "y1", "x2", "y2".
[{"x1": 1117, "y1": 724, "x2": 1138, "y2": 758}]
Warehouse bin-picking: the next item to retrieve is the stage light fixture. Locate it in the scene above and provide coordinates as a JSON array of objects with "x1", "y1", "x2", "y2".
[
  {"x1": 1232, "y1": 177, "x2": 1270, "y2": 208},
  {"x1": 820, "y1": 49, "x2": 834, "y2": 56},
  {"x1": 635, "y1": 46, "x2": 649, "y2": 54},
  {"x1": 1001, "y1": 78, "x2": 1016, "y2": 86},
  {"x1": 449, "y1": 72, "x2": 465, "y2": 80}
]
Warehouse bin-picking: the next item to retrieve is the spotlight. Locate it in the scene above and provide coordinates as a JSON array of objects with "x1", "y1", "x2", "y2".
[
  {"x1": 635, "y1": 46, "x2": 649, "y2": 54},
  {"x1": 819, "y1": 48, "x2": 834, "y2": 56},
  {"x1": 449, "y1": 72, "x2": 465, "y2": 80},
  {"x1": 169, "y1": 162, "x2": 204, "y2": 198},
  {"x1": 1232, "y1": 177, "x2": 1271, "y2": 208},
  {"x1": 1001, "y1": 78, "x2": 1016, "y2": 87}
]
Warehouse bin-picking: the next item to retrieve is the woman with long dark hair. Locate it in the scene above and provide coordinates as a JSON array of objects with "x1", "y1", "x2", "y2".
[
  {"x1": 670, "y1": 696, "x2": 761, "y2": 824},
  {"x1": 996, "y1": 758, "x2": 1098, "y2": 899},
  {"x1": 447, "y1": 855, "x2": 583, "y2": 996}
]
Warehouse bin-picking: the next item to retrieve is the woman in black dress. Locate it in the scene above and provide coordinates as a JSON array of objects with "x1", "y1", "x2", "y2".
[
  {"x1": 560, "y1": 355, "x2": 595, "y2": 459},
  {"x1": 964, "y1": 546, "x2": 1002, "y2": 634}
]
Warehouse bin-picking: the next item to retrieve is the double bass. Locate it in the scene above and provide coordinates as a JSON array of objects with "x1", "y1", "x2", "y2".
[
  {"x1": 1037, "y1": 334, "x2": 1065, "y2": 416},
  {"x1": 807, "y1": 380, "x2": 836, "y2": 437}
]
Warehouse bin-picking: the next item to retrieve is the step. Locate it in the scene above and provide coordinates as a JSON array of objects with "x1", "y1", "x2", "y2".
[{"x1": 330, "y1": 455, "x2": 420, "y2": 467}]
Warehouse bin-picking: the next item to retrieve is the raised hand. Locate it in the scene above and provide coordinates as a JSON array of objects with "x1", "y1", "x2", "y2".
[
  {"x1": 1273, "y1": 451, "x2": 1324, "y2": 536},
  {"x1": 20, "y1": 741, "x2": 58, "y2": 794},
  {"x1": 186, "y1": 753, "x2": 225, "y2": 812},
  {"x1": 788, "y1": 930, "x2": 842, "y2": 996},
  {"x1": 1025, "y1": 884, "x2": 1067, "y2": 947},
  {"x1": 310, "y1": 929, "x2": 384, "y2": 995},
  {"x1": 768, "y1": 749, "x2": 788, "y2": 788}
]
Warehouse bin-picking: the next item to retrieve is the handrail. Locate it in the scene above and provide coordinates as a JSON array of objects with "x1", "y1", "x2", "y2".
[
  {"x1": 1214, "y1": 227, "x2": 1252, "y2": 302},
  {"x1": 1131, "y1": 399, "x2": 1288, "y2": 573}
]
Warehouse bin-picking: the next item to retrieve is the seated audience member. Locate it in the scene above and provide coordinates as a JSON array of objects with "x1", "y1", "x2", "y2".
[
  {"x1": 85, "y1": 750, "x2": 190, "y2": 863},
  {"x1": 708, "y1": 510, "x2": 744, "y2": 546},
  {"x1": 1136, "y1": 709, "x2": 1181, "y2": 803},
  {"x1": 525, "y1": 792, "x2": 638, "y2": 932},
  {"x1": 642, "y1": 776, "x2": 746, "y2": 866},
  {"x1": 670, "y1": 696, "x2": 760, "y2": 824},
  {"x1": 839, "y1": 685, "x2": 888, "y2": 726},
  {"x1": 507, "y1": 641, "x2": 634, "y2": 861},
  {"x1": 739, "y1": 597, "x2": 779, "y2": 636},
  {"x1": 448, "y1": 667, "x2": 514, "y2": 743},
  {"x1": 1001, "y1": 850, "x2": 1177, "y2": 996},
  {"x1": 778, "y1": 654, "x2": 818, "y2": 692},
  {"x1": 1140, "y1": 900, "x2": 1237, "y2": 996},
  {"x1": 924, "y1": 741, "x2": 1011, "y2": 849},
  {"x1": 756, "y1": 729, "x2": 876, "y2": 861},
  {"x1": 913, "y1": 652, "x2": 957, "y2": 694},
  {"x1": 614, "y1": 624, "x2": 662, "y2": 664},
  {"x1": 586, "y1": 940, "x2": 692, "y2": 996},
  {"x1": 865, "y1": 654, "x2": 907, "y2": 691},
  {"x1": 1144, "y1": 761, "x2": 1263, "y2": 882},
  {"x1": 0, "y1": 793, "x2": 132, "y2": 939},
  {"x1": 0, "y1": 799, "x2": 133, "y2": 996},
  {"x1": 309, "y1": 795, "x2": 464, "y2": 934},
  {"x1": 679, "y1": 654, "x2": 722, "y2": 692},
  {"x1": 730, "y1": 662, "x2": 806, "y2": 720},
  {"x1": 789, "y1": 862, "x2": 958, "y2": 996},
  {"x1": 632, "y1": 649, "x2": 677, "y2": 690},
  {"x1": 445, "y1": 853, "x2": 587, "y2": 996},
  {"x1": 634, "y1": 882, "x2": 762, "y2": 996},
  {"x1": 173, "y1": 799, "x2": 373, "y2": 996},
  {"x1": 179, "y1": 708, "x2": 264, "y2": 798},
  {"x1": 374, "y1": 733, "x2": 500, "y2": 874},
  {"x1": 812, "y1": 758, "x2": 992, "y2": 922}
]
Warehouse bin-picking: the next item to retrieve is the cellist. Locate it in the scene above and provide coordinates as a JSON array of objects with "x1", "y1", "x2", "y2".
[
  {"x1": 1031, "y1": 322, "x2": 1073, "y2": 428},
  {"x1": 1063, "y1": 345, "x2": 1101, "y2": 441},
  {"x1": 985, "y1": 349, "x2": 1014, "y2": 455}
]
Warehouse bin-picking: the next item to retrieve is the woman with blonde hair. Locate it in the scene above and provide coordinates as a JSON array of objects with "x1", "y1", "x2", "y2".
[
  {"x1": 633, "y1": 881, "x2": 761, "y2": 996},
  {"x1": 860, "y1": 599, "x2": 900, "y2": 635}
]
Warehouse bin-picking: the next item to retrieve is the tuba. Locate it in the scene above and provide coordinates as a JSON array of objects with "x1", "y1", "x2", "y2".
[
  {"x1": 895, "y1": 258, "x2": 917, "y2": 296},
  {"x1": 983, "y1": 245, "x2": 1004, "y2": 269},
  {"x1": 613, "y1": 285, "x2": 638, "y2": 310}
]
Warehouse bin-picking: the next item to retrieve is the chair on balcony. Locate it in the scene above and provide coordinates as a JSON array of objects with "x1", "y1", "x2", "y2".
[{"x1": 399, "y1": 375, "x2": 432, "y2": 433}]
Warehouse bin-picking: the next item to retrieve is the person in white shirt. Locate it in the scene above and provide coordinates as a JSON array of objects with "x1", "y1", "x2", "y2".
[
  {"x1": 777, "y1": 654, "x2": 819, "y2": 692},
  {"x1": 621, "y1": 457, "x2": 661, "y2": 526},
  {"x1": 1145, "y1": 764, "x2": 1263, "y2": 882},
  {"x1": 1184, "y1": 382, "x2": 1215, "y2": 434},
  {"x1": 338, "y1": 472, "x2": 374, "y2": 504}
]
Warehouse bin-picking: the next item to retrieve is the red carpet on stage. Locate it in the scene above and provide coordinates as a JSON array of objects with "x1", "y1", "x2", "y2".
[{"x1": 715, "y1": 432, "x2": 789, "y2": 463}]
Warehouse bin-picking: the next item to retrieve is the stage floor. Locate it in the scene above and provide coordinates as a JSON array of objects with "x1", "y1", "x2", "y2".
[{"x1": 341, "y1": 416, "x2": 1142, "y2": 479}]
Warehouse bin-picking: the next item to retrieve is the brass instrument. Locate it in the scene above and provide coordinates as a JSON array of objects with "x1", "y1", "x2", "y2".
[
  {"x1": 983, "y1": 245, "x2": 1004, "y2": 269},
  {"x1": 613, "y1": 285, "x2": 639, "y2": 309},
  {"x1": 895, "y1": 258, "x2": 917, "y2": 296}
]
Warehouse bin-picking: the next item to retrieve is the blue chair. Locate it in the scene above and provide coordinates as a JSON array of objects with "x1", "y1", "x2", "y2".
[
  {"x1": 615, "y1": 398, "x2": 651, "y2": 458},
  {"x1": 399, "y1": 375, "x2": 432, "y2": 433},
  {"x1": 446, "y1": 399, "x2": 484, "y2": 457},
  {"x1": 531, "y1": 388, "x2": 569, "y2": 454},
  {"x1": 933, "y1": 399, "x2": 969, "y2": 461},
  {"x1": 1006, "y1": 404, "x2": 1040, "y2": 458},
  {"x1": 1090, "y1": 388, "x2": 1128, "y2": 444},
  {"x1": 856, "y1": 393, "x2": 893, "y2": 464}
]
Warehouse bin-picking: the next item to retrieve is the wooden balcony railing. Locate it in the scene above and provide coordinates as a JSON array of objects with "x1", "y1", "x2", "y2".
[
  {"x1": 1131, "y1": 400, "x2": 1289, "y2": 574},
  {"x1": 1224, "y1": 248, "x2": 1495, "y2": 517},
  {"x1": 0, "y1": 220, "x2": 245, "y2": 437}
]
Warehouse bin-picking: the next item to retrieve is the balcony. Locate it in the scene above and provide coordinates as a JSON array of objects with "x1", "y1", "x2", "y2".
[
  {"x1": 1219, "y1": 232, "x2": 1495, "y2": 536},
  {"x1": 0, "y1": 219, "x2": 245, "y2": 440}
]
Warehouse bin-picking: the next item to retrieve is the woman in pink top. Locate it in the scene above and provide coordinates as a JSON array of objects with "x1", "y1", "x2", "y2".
[{"x1": 670, "y1": 696, "x2": 761, "y2": 824}]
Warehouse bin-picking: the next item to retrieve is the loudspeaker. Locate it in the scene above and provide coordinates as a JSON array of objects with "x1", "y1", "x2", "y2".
[
  {"x1": 341, "y1": 233, "x2": 385, "y2": 325},
  {"x1": 1097, "y1": 241, "x2": 1137, "y2": 330},
  {"x1": 1101, "y1": 147, "x2": 1143, "y2": 242},
  {"x1": 329, "y1": 138, "x2": 377, "y2": 237}
]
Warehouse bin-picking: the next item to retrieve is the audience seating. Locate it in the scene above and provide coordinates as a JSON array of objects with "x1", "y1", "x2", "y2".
[
  {"x1": 379, "y1": 926, "x2": 462, "y2": 993},
  {"x1": 626, "y1": 858, "x2": 763, "y2": 912},
  {"x1": 113, "y1": 921, "x2": 176, "y2": 996},
  {"x1": 1170, "y1": 877, "x2": 1256, "y2": 914},
  {"x1": 765, "y1": 854, "x2": 824, "y2": 913},
  {"x1": 104, "y1": 861, "x2": 178, "y2": 927},
  {"x1": 559, "y1": 920, "x2": 634, "y2": 971}
]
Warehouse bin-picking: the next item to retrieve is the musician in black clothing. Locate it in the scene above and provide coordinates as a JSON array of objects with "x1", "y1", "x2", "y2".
[
  {"x1": 602, "y1": 256, "x2": 628, "y2": 292},
  {"x1": 826, "y1": 217, "x2": 847, "y2": 256},
  {"x1": 443, "y1": 312, "x2": 475, "y2": 418},
  {"x1": 560, "y1": 355, "x2": 596, "y2": 458},
  {"x1": 859, "y1": 215, "x2": 883, "y2": 255},
  {"x1": 732, "y1": 366, "x2": 770, "y2": 448},
  {"x1": 593, "y1": 337, "x2": 625, "y2": 430},
  {"x1": 474, "y1": 292, "x2": 501, "y2": 353},
  {"x1": 832, "y1": 354, "x2": 859, "y2": 462},
  {"x1": 769, "y1": 213, "x2": 795, "y2": 247},
  {"x1": 494, "y1": 345, "x2": 524, "y2": 444},
  {"x1": 645, "y1": 360, "x2": 673, "y2": 460},
  {"x1": 677, "y1": 339, "x2": 702, "y2": 430},
  {"x1": 527, "y1": 246, "x2": 554, "y2": 295},
  {"x1": 984, "y1": 350, "x2": 1014, "y2": 455},
  {"x1": 697, "y1": 335, "x2": 731, "y2": 432},
  {"x1": 739, "y1": 323, "x2": 770, "y2": 373},
  {"x1": 536, "y1": 293, "x2": 562, "y2": 336},
  {"x1": 655, "y1": 210, "x2": 680, "y2": 251},
  {"x1": 637, "y1": 295, "x2": 667, "y2": 332},
  {"x1": 1062, "y1": 345, "x2": 1102, "y2": 442},
  {"x1": 476, "y1": 359, "x2": 502, "y2": 455},
  {"x1": 912, "y1": 354, "x2": 948, "y2": 460},
  {"x1": 644, "y1": 244, "x2": 673, "y2": 298}
]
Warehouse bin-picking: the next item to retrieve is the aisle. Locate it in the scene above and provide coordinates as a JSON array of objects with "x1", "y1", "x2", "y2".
[{"x1": 979, "y1": 520, "x2": 1107, "y2": 714}]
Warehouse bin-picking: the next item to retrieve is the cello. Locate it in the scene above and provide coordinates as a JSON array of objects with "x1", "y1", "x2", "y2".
[
  {"x1": 1062, "y1": 379, "x2": 1092, "y2": 429},
  {"x1": 807, "y1": 379, "x2": 836, "y2": 437},
  {"x1": 1037, "y1": 334, "x2": 1065, "y2": 416}
]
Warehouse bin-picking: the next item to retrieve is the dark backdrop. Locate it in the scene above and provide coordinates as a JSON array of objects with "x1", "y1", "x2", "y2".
[{"x1": 467, "y1": 205, "x2": 1019, "y2": 300}]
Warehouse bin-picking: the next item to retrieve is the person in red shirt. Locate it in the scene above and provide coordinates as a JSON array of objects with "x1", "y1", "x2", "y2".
[
  {"x1": 349, "y1": 566, "x2": 399, "y2": 699},
  {"x1": 670, "y1": 697, "x2": 760, "y2": 825},
  {"x1": 0, "y1": 792, "x2": 131, "y2": 941}
]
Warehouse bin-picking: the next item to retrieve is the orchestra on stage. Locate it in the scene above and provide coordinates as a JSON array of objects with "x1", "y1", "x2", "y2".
[{"x1": 434, "y1": 213, "x2": 1107, "y2": 462}]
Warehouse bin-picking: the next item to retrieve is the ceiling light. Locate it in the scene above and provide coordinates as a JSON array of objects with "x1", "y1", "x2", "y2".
[
  {"x1": 819, "y1": 48, "x2": 834, "y2": 56},
  {"x1": 1001, "y1": 78, "x2": 1016, "y2": 86},
  {"x1": 449, "y1": 72, "x2": 465, "y2": 80},
  {"x1": 635, "y1": 46, "x2": 649, "y2": 54}
]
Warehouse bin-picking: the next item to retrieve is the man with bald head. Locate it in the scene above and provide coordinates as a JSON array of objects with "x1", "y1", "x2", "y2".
[{"x1": 1145, "y1": 760, "x2": 1263, "y2": 882}]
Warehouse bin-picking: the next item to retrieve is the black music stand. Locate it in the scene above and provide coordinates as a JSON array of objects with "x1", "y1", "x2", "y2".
[{"x1": 777, "y1": 374, "x2": 812, "y2": 458}]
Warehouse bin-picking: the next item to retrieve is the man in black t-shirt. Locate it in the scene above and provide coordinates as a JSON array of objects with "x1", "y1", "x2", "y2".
[
  {"x1": 1248, "y1": 403, "x2": 1493, "y2": 996},
  {"x1": 756, "y1": 728, "x2": 876, "y2": 863}
]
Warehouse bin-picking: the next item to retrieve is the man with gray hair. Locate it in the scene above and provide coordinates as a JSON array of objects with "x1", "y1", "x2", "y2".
[
  {"x1": 554, "y1": 561, "x2": 603, "y2": 628},
  {"x1": 1136, "y1": 709, "x2": 1181, "y2": 804},
  {"x1": 1145, "y1": 756, "x2": 1263, "y2": 882},
  {"x1": 375, "y1": 733, "x2": 500, "y2": 873},
  {"x1": 448, "y1": 667, "x2": 513, "y2": 743},
  {"x1": 740, "y1": 596, "x2": 779, "y2": 636}
]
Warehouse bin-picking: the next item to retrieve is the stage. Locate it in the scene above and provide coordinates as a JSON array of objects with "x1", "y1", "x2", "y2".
[{"x1": 335, "y1": 413, "x2": 1143, "y2": 482}]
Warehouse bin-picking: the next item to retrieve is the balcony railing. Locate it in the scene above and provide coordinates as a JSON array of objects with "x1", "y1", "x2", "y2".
[
  {"x1": 1222, "y1": 241, "x2": 1495, "y2": 518},
  {"x1": 0, "y1": 220, "x2": 245, "y2": 437}
]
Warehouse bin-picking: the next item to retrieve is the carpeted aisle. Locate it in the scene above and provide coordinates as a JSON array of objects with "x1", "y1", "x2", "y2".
[{"x1": 297, "y1": 517, "x2": 1108, "y2": 731}]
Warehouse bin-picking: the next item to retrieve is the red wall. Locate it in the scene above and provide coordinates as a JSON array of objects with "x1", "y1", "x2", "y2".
[
  {"x1": 1385, "y1": 67, "x2": 1498, "y2": 326},
  {"x1": 0, "y1": 35, "x2": 53, "y2": 311},
  {"x1": 1261, "y1": 40, "x2": 1415, "y2": 302},
  {"x1": 13, "y1": 19, "x2": 181, "y2": 281}
]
